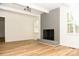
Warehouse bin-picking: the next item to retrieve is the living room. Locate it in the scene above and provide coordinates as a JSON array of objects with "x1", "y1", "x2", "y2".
[{"x1": 0, "y1": 2, "x2": 79, "y2": 56}]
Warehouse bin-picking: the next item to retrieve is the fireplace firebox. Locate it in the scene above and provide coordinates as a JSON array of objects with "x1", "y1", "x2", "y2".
[{"x1": 43, "y1": 29, "x2": 54, "y2": 41}]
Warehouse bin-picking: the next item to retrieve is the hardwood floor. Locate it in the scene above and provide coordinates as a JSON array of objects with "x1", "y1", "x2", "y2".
[{"x1": 0, "y1": 40, "x2": 79, "y2": 56}]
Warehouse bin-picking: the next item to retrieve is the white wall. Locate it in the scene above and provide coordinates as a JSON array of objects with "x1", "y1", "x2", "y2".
[
  {"x1": 60, "y1": 6, "x2": 79, "y2": 48},
  {"x1": 0, "y1": 10, "x2": 40, "y2": 42}
]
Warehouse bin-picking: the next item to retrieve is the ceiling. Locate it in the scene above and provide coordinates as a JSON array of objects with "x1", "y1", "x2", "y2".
[
  {"x1": 0, "y1": 3, "x2": 61, "y2": 16},
  {"x1": 32, "y1": 3, "x2": 60, "y2": 11},
  {"x1": 18, "y1": 3, "x2": 61, "y2": 13}
]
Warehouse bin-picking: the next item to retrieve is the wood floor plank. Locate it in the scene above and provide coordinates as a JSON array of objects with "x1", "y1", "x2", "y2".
[{"x1": 0, "y1": 40, "x2": 79, "y2": 56}]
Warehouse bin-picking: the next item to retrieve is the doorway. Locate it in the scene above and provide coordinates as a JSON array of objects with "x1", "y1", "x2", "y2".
[{"x1": 0, "y1": 17, "x2": 5, "y2": 43}]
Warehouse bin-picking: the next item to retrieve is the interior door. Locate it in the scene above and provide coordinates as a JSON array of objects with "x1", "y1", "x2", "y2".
[{"x1": 0, "y1": 17, "x2": 5, "y2": 42}]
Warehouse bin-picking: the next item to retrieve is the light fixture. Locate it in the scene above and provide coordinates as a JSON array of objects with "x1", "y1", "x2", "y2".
[{"x1": 24, "y1": 6, "x2": 31, "y2": 12}]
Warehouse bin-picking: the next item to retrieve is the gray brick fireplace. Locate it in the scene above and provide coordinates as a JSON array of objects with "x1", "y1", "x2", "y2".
[{"x1": 39, "y1": 8, "x2": 60, "y2": 45}]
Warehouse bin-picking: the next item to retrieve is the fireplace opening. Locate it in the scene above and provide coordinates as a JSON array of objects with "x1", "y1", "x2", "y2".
[{"x1": 43, "y1": 29, "x2": 54, "y2": 41}]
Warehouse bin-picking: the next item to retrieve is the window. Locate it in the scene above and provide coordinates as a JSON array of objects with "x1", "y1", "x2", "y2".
[
  {"x1": 67, "y1": 24, "x2": 73, "y2": 33},
  {"x1": 67, "y1": 7, "x2": 79, "y2": 33},
  {"x1": 75, "y1": 25, "x2": 79, "y2": 33},
  {"x1": 67, "y1": 12, "x2": 73, "y2": 33}
]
